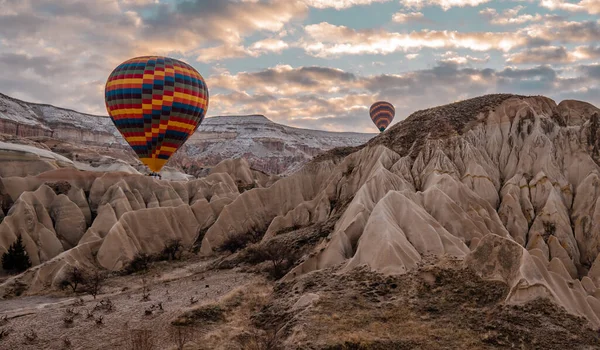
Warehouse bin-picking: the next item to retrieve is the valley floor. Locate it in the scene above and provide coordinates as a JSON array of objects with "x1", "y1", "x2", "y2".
[
  {"x1": 0, "y1": 257, "x2": 254, "y2": 350},
  {"x1": 1, "y1": 255, "x2": 599, "y2": 350}
]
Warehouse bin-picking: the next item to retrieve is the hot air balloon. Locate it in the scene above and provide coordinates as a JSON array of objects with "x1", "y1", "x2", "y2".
[
  {"x1": 369, "y1": 101, "x2": 395, "y2": 132},
  {"x1": 105, "y1": 56, "x2": 209, "y2": 173}
]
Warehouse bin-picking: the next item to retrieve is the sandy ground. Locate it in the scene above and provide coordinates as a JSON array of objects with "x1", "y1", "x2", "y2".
[{"x1": 0, "y1": 257, "x2": 254, "y2": 350}]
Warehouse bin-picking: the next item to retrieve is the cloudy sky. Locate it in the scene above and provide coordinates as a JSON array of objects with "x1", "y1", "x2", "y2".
[{"x1": 0, "y1": 0, "x2": 599, "y2": 132}]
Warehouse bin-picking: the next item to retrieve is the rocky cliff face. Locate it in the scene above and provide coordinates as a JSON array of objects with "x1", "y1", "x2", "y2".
[
  {"x1": 0, "y1": 93, "x2": 119, "y2": 144},
  {"x1": 2, "y1": 94, "x2": 600, "y2": 335},
  {"x1": 0, "y1": 93, "x2": 375, "y2": 175},
  {"x1": 181, "y1": 115, "x2": 375, "y2": 175},
  {"x1": 197, "y1": 94, "x2": 600, "y2": 327}
]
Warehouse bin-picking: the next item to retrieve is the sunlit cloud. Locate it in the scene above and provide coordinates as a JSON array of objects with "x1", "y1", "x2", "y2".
[
  {"x1": 0, "y1": 0, "x2": 599, "y2": 133},
  {"x1": 196, "y1": 38, "x2": 290, "y2": 62},
  {"x1": 505, "y1": 46, "x2": 582, "y2": 63},
  {"x1": 301, "y1": 23, "x2": 528, "y2": 57},
  {"x1": 539, "y1": 0, "x2": 600, "y2": 14},
  {"x1": 479, "y1": 6, "x2": 551, "y2": 25},
  {"x1": 440, "y1": 51, "x2": 490, "y2": 64},
  {"x1": 303, "y1": 0, "x2": 392, "y2": 9},
  {"x1": 400, "y1": 0, "x2": 491, "y2": 11},
  {"x1": 392, "y1": 11, "x2": 427, "y2": 23},
  {"x1": 207, "y1": 63, "x2": 600, "y2": 131}
]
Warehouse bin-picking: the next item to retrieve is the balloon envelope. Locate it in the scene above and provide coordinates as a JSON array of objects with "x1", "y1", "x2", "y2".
[
  {"x1": 105, "y1": 56, "x2": 209, "y2": 172},
  {"x1": 369, "y1": 101, "x2": 395, "y2": 132}
]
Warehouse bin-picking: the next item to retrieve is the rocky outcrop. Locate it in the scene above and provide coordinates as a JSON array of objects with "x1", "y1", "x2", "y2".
[
  {"x1": 0, "y1": 141, "x2": 75, "y2": 177},
  {"x1": 0, "y1": 157, "x2": 269, "y2": 294},
  {"x1": 193, "y1": 94, "x2": 600, "y2": 327},
  {"x1": 3, "y1": 94, "x2": 600, "y2": 330},
  {"x1": 467, "y1": 234, "x2": 600, "y2": 326},
  {"x1": 0, "y1": 92, "x2": 119, "y2": 145}
]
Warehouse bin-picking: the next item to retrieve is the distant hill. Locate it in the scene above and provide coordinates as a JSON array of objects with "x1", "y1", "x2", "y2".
[{"x1": 0, "y1": 92, "x2": 376, "y2": 174}]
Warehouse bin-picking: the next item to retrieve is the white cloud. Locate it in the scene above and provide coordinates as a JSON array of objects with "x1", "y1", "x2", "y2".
[
  {"x1": 302, "y1": 0, "x2": 392, "y2": 9},
  {"x1": 392, "y1": 11, "x2": 426, "y2": 23},
  {"x1": 480, "y1": 6, "x2": 545, "y2": 25},
  {"x1": 505, "y1": 46, "x2": 573, "y2": 63},
  {"x1": 400, "y1": 0, "x2": 491, "y2": 11},
  {"x1": 440, "y1": 51, "x2": 490, "y2": 64},
  {"x1": 301, "y1": 22, "x2": 527, "y2": 57},
  {"x1": 573, "y1": 45, "x2": 600, "y2": 59},
  {"x1": 0, "y1": 0, "x2": 307, "y2": 113},
  {"x1": 208, "y1": 63, "x2": 600, "y2": 131},
  {"x1": 196, "y1": 38, "x2": 290, "y2": 62},
  {"x1": 539, "y1": 0, "x2": 600, "y2": 14}
]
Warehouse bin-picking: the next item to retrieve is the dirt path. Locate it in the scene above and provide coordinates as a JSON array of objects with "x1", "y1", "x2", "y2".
[{"x1": 0, "y1": 258, "x2": 254, "y2": 350}]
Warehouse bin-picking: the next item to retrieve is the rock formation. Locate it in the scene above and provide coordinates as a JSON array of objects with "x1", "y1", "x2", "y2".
[
  {"x1": 0, "y1": 93, "x2": 375, "y2": 175},
  {"x1": 2, "y1": 93, "x2": 600, "y2": 331},
  {"x1": 199, "y1": 94, "x2": 600, "y2": 328}
]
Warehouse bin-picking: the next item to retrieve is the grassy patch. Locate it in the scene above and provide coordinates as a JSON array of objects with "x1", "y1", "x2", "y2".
[{"x1": 172, "y1": 304, "x2": 225, "y2": 326}]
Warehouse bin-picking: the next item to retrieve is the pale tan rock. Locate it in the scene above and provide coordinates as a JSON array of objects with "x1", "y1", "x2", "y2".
[
  {"x1": 210, "y1": 158, "x2": 255, "y2": 186},
  {"x1": 558, "y1": 100, "x2": 600, "y2": 126},
  {"x1": 66, "y1": 186, "x2": 92, "y2": 226},
  {"x1": 200, "y1": 157, "x2": 338, "y2": 254},
  {"x1": 0, "y1": 141, "x2": 74, "y2": 177},
  {"x1": 343, "y1": 191, "x2": 469, "y2": 275},
  {"x1": 50, "y1": 195, "x2": 86, "y2": 250},
  {"x1": 97, "y1": 205, "x2": 200, "y2": 270},
  {"x1": 572, "y1": 172, "x2": 600, "y2": 267},
  {"x1": 467, "y1": 234, "x2": 600, "y2": 327},
  {"x1": 0, "y1": 185, "x2": 63, "y2": 265},
  {"x1": 526, "y1": 189, "x2": 579, "y2": 269},
  {"x1": 548, "y1": 236, "x2": 578, "y2": 279}
]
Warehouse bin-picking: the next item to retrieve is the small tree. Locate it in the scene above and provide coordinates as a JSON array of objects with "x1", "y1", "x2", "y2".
[
  {"x1": 89, "y1": 270, "x2": 107, "y2": 299},
  {"x1": 2, "y1": 234, "x2": 32, "y2": 274},
  {"x1": 60, "y1": 267, "x2": 87, "y2": 293},
  {"x1": 162, "y1": 239, "x2": 183, "y2": 261}
]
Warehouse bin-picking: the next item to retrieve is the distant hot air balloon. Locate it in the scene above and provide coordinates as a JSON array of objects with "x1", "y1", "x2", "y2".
[
  {"x1": 105, "y1": 56, "x2": 209, "y2": 173},
  {"x1": 369, "y1": 101, "x2": 395, "y2": 132}
]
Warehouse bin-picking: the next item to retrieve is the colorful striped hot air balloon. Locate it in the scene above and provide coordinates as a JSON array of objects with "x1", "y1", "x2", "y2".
[
  {"x1": 105, "y1": 56, "x2": 209, "y2": 173},
  {"x1": 369, "y1": 101, "x2": 395, "y2": 132}
]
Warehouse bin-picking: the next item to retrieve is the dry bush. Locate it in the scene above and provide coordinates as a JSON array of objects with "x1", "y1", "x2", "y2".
[
  {"x1": 170, "y1": 281, "x2": 273, "y2": 349},
  {"x1": 140, "y1": 278, "x2": 150, "y2": 301},
  {"x1": 124, "y1": 253, "x2": 153, "y2": 274},
  {"x1": 65, "y1": 308, "x2": 79, "y2": 316},
  {"x1": 244, "y1": 240, "x2": 301, "y2": 279},
  {"x1": 3, "y1": 280, "x2": 27, "y2": 297},
  {"x1": 23, "y1": 329, "x2": 37, "y2": 343},
  {"x1": 169, "y1": 326, "x2": 198, "y2": 350},
  {"x1": 125, "y1": 329, "x2": 155, "y2": 350},
  {"x1": 93, "y1": 298, "x2": 114, "y2": 313},
  {"x1": 63, "y1": 315, "x2": 75, "y2": 327},
  {"x1": 221, "y1": 227, "x2": 264, "y2": 254},
  {"x1": 63, "y1": 337, "x2": 72, "y2": 348},
  {"x1": 0, "y1": 327, "x2": 10, "y2": 340},
  {"x1": 235, "y1": 329, "x2": 281, "y2": 350},
  {"x1": 95, "y1": 315, "x2": 104, "y2": 325}
]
